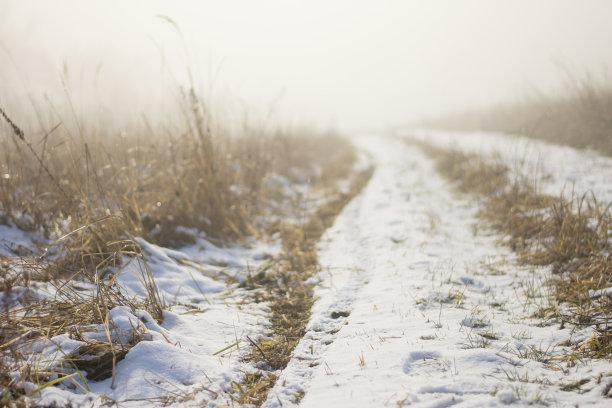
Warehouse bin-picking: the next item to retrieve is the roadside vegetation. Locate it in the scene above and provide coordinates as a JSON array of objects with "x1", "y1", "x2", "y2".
[
  {"x1": 414, "y1": 75, "x2": 612, "y2": 361},
  {"x1": 0, "y1": 85, "x2": 364, "y2": 406},
  {"x1": 410, "y1": 139, "x2": 612, "y2": 361},
  {"x1": 422, "y1": 76, "x2": 612, "y2": 155}
]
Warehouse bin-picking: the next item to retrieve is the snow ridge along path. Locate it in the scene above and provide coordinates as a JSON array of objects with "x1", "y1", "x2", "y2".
[{"x1": 263, "y1": 135, "x2": 611, "y2": 407}]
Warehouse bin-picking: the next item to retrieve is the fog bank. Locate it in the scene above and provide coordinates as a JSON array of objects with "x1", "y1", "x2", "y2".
[{"x1": 2, "y1": 0, "x2": 612, "y2": 132}]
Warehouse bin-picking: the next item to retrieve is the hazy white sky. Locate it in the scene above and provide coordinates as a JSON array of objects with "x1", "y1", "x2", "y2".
[{"x1": 2, "y1": 0, "x2": 612, "y2": 131}]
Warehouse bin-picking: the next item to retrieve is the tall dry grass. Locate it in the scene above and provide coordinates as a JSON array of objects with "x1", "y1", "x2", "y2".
[
  {"x1": 0, "y1": 86, "x2": 358, "y2": 405},
  {"x1": 1, "y1": 89, "x2": 350, "y2": 266}
]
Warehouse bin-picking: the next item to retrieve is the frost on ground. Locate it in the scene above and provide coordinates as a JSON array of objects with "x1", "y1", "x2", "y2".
[{"x1": 263, "y1": 135, "x2": 612, "y2": 408}]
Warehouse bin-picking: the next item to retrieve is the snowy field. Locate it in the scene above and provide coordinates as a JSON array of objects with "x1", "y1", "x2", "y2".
[
  {"x1": 3, "y1": 131, "x2": 612, "y2": 407},
  {"x1": 265, "y1": 134, "x2": 612, "y2": 407}
]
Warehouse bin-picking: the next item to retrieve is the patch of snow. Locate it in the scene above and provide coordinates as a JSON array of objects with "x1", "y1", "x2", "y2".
[
  {"x1": 0, "y1": 222, "x2": 46, "y2": 258},
  {"x1": 26, "y1": 234, "x2": 281, "y2": 407},
  {"x1": 589, "y1": 286, "x2": 612, "y2": 299}
]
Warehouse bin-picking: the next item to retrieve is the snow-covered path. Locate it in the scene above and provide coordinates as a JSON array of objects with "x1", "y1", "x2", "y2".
[
  {"x1": 14, "y1": 133, "x2": 612, "y2": 407},
  {"x1": 264, "y1": 135, "x2": 611, "y2": 407}
]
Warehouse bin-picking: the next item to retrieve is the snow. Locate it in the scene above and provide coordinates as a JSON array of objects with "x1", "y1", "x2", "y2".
[
  {"x1": 23, "y1": 232, "x2": 279, "y2": 407},
  {"x1": 262, "y1": 134, "x2": 612, "y2": 407},
  {"x1": 0, "y1": 222, "x2": 47, "y2": 258},
  {"x1": 589, "y1": 286, "x2": 612, "y2": 299},
  {"x1": 3, "y1": 131, "x2": 612, "y2": 407}
]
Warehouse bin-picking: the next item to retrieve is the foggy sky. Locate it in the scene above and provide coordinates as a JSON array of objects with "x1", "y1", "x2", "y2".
[{"x1": 2, "y1": 0, "x2": 612, "y2": 132}]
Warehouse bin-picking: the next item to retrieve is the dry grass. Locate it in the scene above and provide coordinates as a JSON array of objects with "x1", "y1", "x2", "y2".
[
  {"x1": 0, "y1": 247, "x2": 164, "y2": 404},
  {"x1": 1, "y1": 112, "x2": 320, "y2": 252},
  {"x1": 411, "y1": 139, "x2": 612, "y2": 359},
  {"x1": 0, "y1": 87, "x2": 361, "y2": 405},
  {"x1": 422, "y1": 77, "x2": 612, "y2": 156}
]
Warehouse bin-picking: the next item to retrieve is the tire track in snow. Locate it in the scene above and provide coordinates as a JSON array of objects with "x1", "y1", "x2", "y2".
[
  {"x1": 261, "y1": 185, "x2": 374, "y2": 406},
  {"x1": 262, "y1": 136, "x2": 414, "y2": 406}
]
